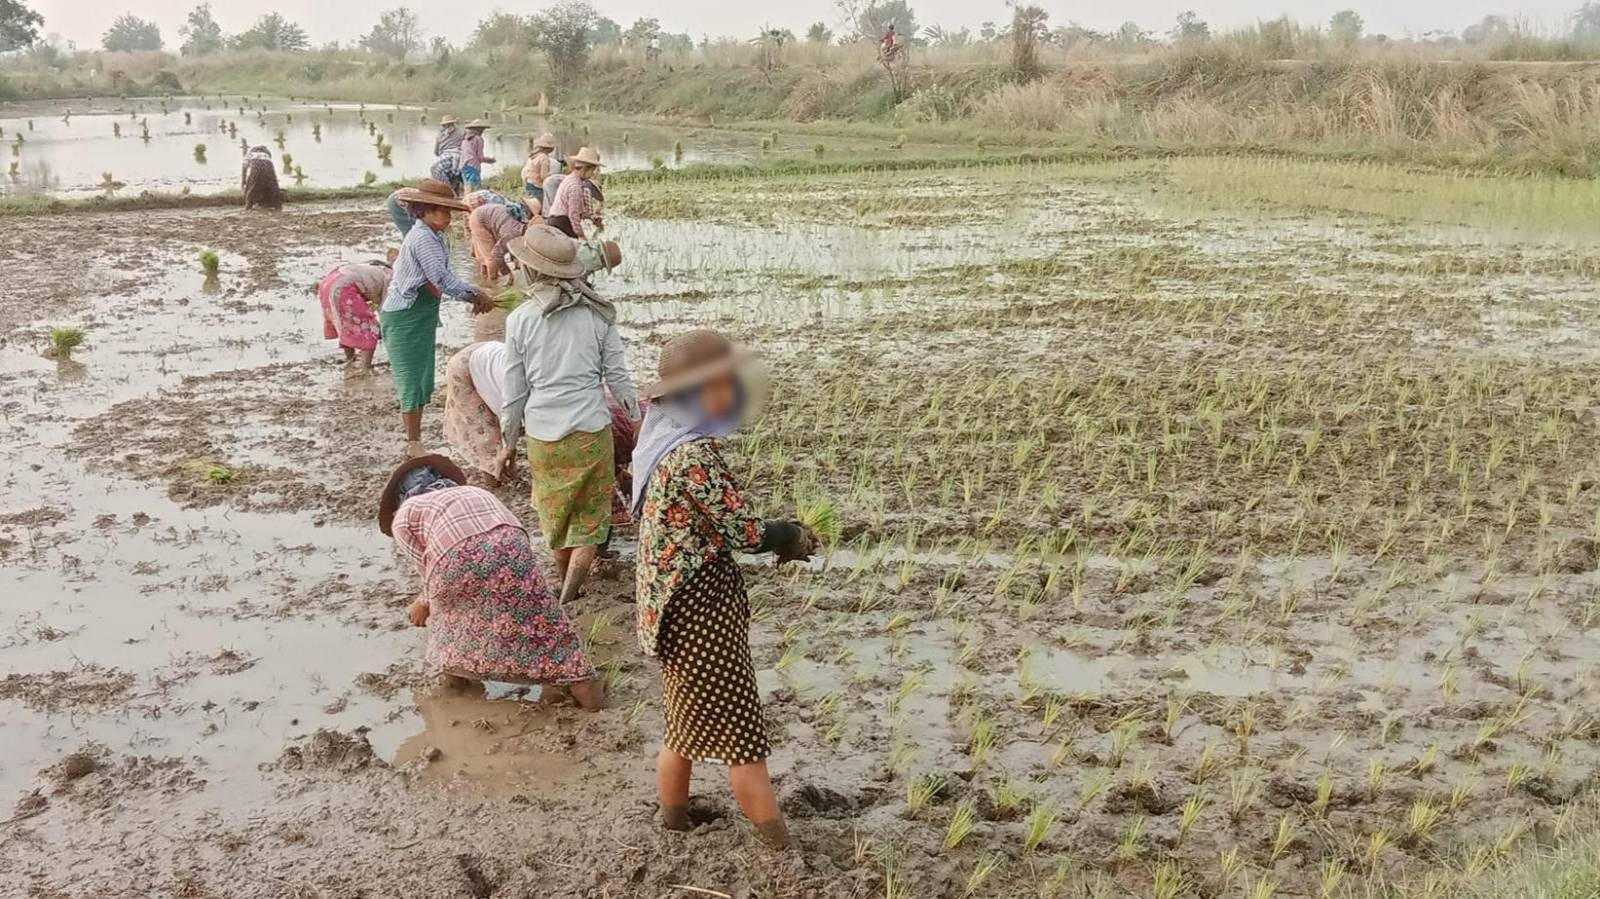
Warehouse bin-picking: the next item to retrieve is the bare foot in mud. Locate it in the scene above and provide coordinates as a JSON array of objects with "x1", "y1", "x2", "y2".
[{"x1": 405, "y1": 440, "x2": 427, "y2": 459}]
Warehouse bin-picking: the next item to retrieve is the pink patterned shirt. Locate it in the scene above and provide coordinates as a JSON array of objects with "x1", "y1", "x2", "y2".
[
  {"x1": 546, "y1": 174, "x2": 591, "y2": 237},
  {"x1": 391, "y1": 486, "x2": 524, "y2": 589}
]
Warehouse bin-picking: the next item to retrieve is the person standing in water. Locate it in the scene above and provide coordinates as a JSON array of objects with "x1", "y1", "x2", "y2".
[
  {"x1": 631, "y1": 329, "x2": 818, "y2": 850},
  {"x1": 459, "y1": 120, "x2": 495, "y2": 192},
  {"x1": 380, "y1": 179, "x2": 492, "y2": 458},
  {"x1": 544, "y1": 147, "x2": 603, "y2": 238}
]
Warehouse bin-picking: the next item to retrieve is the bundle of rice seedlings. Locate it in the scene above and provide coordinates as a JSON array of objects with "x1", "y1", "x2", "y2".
[
  {"x1": 46, "y1": 327, "x2": 86, "y2": 359},
  {"x1": 799, "y1": 498, "x2": 842, "y2": 545}
]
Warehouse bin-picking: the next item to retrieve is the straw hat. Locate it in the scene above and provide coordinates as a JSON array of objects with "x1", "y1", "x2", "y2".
[
  {"x1": 600, "y1": 240, "x2": 622, "y2": 272},
  {"x1": 506, "y1": 225, "x2": 585, "y2": 280},
  {"x1": 393, "y1": 178, "x2": 469, "y2": 212},
  {"x1": 377, "y1": 454, "x2": 468, "y2": 536},
  {"x1": 439, "y1": 114, "x2": 459, "y2": 126},
  {"x1": 642, "y1": 329, "x2": 756, "y2": 399},
  {"x1": 569, "y1": 146, "x2": 602, "y2": 168},
  {"x1": 465, "y1": 119, "x2": 491, "y2": 130},
  {"x1": 533, "y1": 131, "x2": 557, "y2": 150}
]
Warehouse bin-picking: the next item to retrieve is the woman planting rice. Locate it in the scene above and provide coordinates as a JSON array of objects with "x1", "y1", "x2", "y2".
[
  {"x1": 465, "y1": 201, "x2": 532, "y2": 282},
  {"x1": 378, "y1": 454, "x2": 603, "y2": 709},
  {"x1": 315, "y1": 251, "x2": 397, "y2": 376},
  {"x1": 380, "y1": 179, "x2": 491, "y2": 459},
  {"x1": 631, "y1": 329, "x2": 818, "y2": 849},
  {"x1": 241, "y1": 145, "x2": 282, "y2": 211},
  {"x1": 544, "y1": 146, "x2": 603, "y2": 238},
  {"x1": 498, "y1": 226, "x2": 638, "y2": 605},
  {"x1": 459, "y1": 120, "x2": 495, "y2": 191},
  {"x1": 521, "y1": 133, "x2": 559, "y2": 206}
]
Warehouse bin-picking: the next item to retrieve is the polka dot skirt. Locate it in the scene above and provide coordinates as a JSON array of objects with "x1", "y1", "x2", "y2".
[{"x1": 657, "y1": 556, "x2": 771, "y2": 766}]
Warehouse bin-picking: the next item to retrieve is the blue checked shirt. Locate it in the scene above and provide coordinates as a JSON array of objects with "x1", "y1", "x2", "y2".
[{"x1": 380, "y1": 223, "x2": 480, "y2": 313}]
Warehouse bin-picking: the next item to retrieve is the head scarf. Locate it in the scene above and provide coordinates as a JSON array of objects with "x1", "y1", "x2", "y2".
[
  {"x1": 630, "y1": 385, "x2": 747, "y2": 516},
  {"x1": 509, "y1": 267, "x2": 617, "y2": 323},
  {"x1": 397, "y1": 466, "x2": 458, "y2": 503}
]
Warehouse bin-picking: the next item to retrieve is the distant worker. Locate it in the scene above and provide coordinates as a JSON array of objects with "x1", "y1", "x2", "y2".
[
  {"x1": 460, "y1": 120, "x2": 495, "y2": 191},
  {"x1": 241, "y1": 145, "x2": 282, "y2": 211},
  {"x1": 545, "y1": 147, "x2": 603, "y2": 238},
  {"x1": 521, "y1": 132, "x2": 559, "y2": 208}
]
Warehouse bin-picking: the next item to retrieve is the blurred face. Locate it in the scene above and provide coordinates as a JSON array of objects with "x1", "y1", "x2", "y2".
[
  {"x1": 573, "y1": 162, "x2": 595, "y2": 181},
  {"x1": 698, "y1": 373, "x2": 738, "y2": 420},
  {"x1": 420, "y1": 205, "x2": 453, "y2": 231}
]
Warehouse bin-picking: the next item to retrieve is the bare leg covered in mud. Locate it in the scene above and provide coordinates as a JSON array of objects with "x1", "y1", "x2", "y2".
[
  {"x1": 556, "y1": 545, "x2": 599, "y2": 605},
  {"x1": 402, "y1": 409, "x2": 425, "y2": 457},
  {"x1": 657, "y1": 748, "x2": 789, "y2": 848}
]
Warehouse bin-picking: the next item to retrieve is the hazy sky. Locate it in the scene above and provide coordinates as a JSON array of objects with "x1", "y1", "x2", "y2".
[{"x1": 33, "y1": 1, "x2": 1582, "y2": 50}]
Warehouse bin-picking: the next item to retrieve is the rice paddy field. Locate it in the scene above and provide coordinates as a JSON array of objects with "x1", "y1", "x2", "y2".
[{"x1": 4, "y1": 129, "x2": 1600, "y2": 897}]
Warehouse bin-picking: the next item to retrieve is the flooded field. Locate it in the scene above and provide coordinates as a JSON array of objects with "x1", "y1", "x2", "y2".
[
  {"x1": 0, "y1": 98, "x2": 909, "y2": 197},
  {"x1": 4, "y1": 153, "x2": 1600, "y2": 897}
]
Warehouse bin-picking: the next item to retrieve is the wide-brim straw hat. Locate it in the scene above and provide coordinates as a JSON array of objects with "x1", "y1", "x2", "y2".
[
  {"x1": 569, "y1": 146, "x2": 603, "y2": 168},
  {"x1": 642, "y1": 329, "x2": 758, "y2": 399},
  {"x1": 394, "y1": 178, "x2": 469, "y2": 211},
  {"x1": 507, "y1": 225, "x2": 586, "y2": 279},
  {"x1": 533, "y1": 131, "x2": 557, "y2": 150},
  {"x1": 439, "y1": 114, "x2": 459, "y2": 126},
  {"x1": 465, "y1": 119, "x2": 491, "y2": 130},
  {"x1": 600, "y1": 240, "x2": 622, "y2": 272},
  {"x1": 377, "y1": 454, "x2": 468, "y2": 536}
]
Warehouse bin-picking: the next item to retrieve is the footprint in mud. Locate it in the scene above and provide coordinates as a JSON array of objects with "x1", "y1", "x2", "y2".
[
  {"x1": 781, "y1": 782, "x2": 855, "y2": 820},
  {"x1": 454, "y1": 852, "x2": 495, "y2": 899},
  {"x1": 686, "y1": 795, "x2": 728, "y2": 826}
]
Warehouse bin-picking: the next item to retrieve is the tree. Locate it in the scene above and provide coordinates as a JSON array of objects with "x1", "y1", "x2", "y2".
[
  {"x1": 806, "y1": 21, "x2": 833, "y2": 43},
  {"x1": 1329, "y1": 9, "x2": 1363, "y2": 46},
  {"x1": 102, "y1": 14, "x2": 162, "y2": 51},
  {"x1": 838, "y1": 0, "x2": 918, "y2": 43},
  {"x1": 231, "y1": 13, "x2": 309, "y2": 51},
  {"x1": 1461, "y1": 14, "x2": 1510, "y2": 45},
  {"x1": 470, "y1": 12, "x2": 534, "y2": 51},
  {"x1": 530, "y1": 0, "x2": 597, "y2": 81},
  {"x1": 591, "y1": 16, "x2": 622, "y2": 45},
  {"x1": 624, "y1": 17, "x2": 660, "y2": 46},
  {"x1": 1054, "y1": 23, "x2": 1106, "y2": 47},
  {"x1": 1572, "y1": 2, "x2": 1600, "y2": 38},
  {"x1": 179, "y1": 4, "x2": 223, "y2": 56},
  {"x1": 1009, "y1": 3, "x2": 1048, "y2": 77},
  {"x1": 979, "y1": 21, "x2": 998, "y2": 42},
  {"x1": 1112, "y1": 21, "x2": 1151, "y2": 48},
  {"x1": 361, "y1": 8, "x2": 423, "y2": 59},
  {"x1": 0, "y1": 0, "x2": 43, "y2": 51},
  {"x1": 1170, "y1": 10, "x2": 1210, "y2": 42}
]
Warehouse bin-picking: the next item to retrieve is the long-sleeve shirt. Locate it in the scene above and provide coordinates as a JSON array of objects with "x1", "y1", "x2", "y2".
[
  {"x1": 433, "y1": 125, "x2": 463, "y2": 156},
  {"x1": 521, "y1": 151, "x2": 554, "y2": 186},
  {"x1": 460, "y1": 133, "x2": 489, "y2": 168},
  {"x1": 391, "y1": 486, "x2": 523, "y2": 590},
  {"x1": 380, "y1": 223, "x2": 479, "y2": 313},
  {"x1": 500, "y1": 288, "x2": 638, "y2": 445},
  {"x1": 546, "y1": 174, "x2": 592, "y2": 237}
]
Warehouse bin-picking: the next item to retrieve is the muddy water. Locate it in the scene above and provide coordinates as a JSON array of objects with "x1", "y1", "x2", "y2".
[{"x1": 0, "y1": 97, "x2": 924, "y2": 198}]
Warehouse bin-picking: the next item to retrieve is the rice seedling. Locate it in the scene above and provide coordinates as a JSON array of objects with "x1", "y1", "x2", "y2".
[
  {"x1": 193, "y1": 143, "x2": 207, "y2": 162},
  {"x1": 1247, "y1": 875, "x2": 1276, "y2": 899},
  {"x1": 1312, "y1": 769, "x2": 1334, "y2": 817},
  {"x1": 363, "y1": 171, "x2": 378, "y2": 186},
  {"x1": 282, "y1": 152, "x2": 294, "y2": 174},
  {"x1": 968, "y1": 712, "x2": 997, "y2": 765},
  {"x1": 1364, "y1": 829, "x2": 1391, "y2": 869},
  {"x1": 1075, "y1": 768, "x2": 1112, "y2": 812},
  {"x1": 1227, "y1": 768, "x2": 1260, "y2": 823},
  {"x1": 1191, "y1": 742, "x2": 1220, "y2": 784},
  {"x1": 672, "y1": 140, "x2": 683, "y2": 162},
  {"x1": 1366, "y1": 759, "x2": 1387, "y2": 801},
  {"x1": 904, "y1": 774, "x2": 944, "y2": 818},
  {"x1": 1405, "y1": 797, "x2": 1444, "y2": 845},
  {"x1": 1216, "y1": 848, "x2": 1243, "y2": 892},
  {"x1": 199, "y1": 250, "x2": 220, "y2": 276},
  {"x1": 1177, "y1": 790, "x2": 1207, "y2": 845},
  {"x1": 46, "y1": 327, "x2": 86, "y2": 359},
  {"x1": 112, "y1": 122, "x2": 120, "y2": 137},
  {"x1": 1270, "y1": 813, "x2": 1294, "y2": 860},
  {"x1": 963, "y1": 854, "x2": 999, "y2": 897},
  {"x1": 1317, "y1": 858, "x2": 1347, "y2": 897},
  {"x1": 1022, "y1": 803, "x2": 1057, "y2": 853},
  {"x1": 1153, "y1": 861, "x2": 1184, "y2": 899},
  {"x1": 813, "y1": 142, "x2": 826, "y2": 157},
  {"x1": 943, "y1": 798, "x2": 976, "y2": 851}
]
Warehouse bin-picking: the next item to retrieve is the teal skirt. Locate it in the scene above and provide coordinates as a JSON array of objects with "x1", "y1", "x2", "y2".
[{"x1": 379, "y1": 285, "x2": 442, "y2": 413}]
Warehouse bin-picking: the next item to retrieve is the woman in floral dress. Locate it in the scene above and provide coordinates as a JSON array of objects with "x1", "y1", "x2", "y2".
[
  {"x1": 315, "y1": 250, "x2": 396, "y2": 375},
  {"x1": 631, "y1": 329, "x2": 817, "y2": 849},
  {"x1": 378, "y1": 454, "x2": 602, "y2": 708}
]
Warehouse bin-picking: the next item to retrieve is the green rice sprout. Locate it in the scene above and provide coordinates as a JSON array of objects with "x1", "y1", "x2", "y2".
[
  {"x1": 204, "y1": 465, "x2": 235, "y2": 484},
  {"x1": 813, "y1": 142, "x2": 826, "y2": 157},
  {"x1": 904, "y1": 773, "x2": 943, "y2": 818},
  {"x1": 798, "y1": 498, "x2": 842, "y2": 545},
  {"x1": 199, "y1": 250, "x2": 220, "y2": 276},
  {"x1": 193, "y1": 143, "x2": 207, "y2": 162},
  {"x1": 47, "y1": 327, "x2": 86, "y2": 359},
  {"x1": 963, "y1": 854, "x2": 1000, "y2": 897},
  {"x1": 363, "y1": 171, "x2": 378, "y2": 186},
  {"x1": 1022, "y1": 803, "x2": 1057, "y2": 853},
  {"x1": 942, "y1": 798, "x2": 975, "y2": 851}
]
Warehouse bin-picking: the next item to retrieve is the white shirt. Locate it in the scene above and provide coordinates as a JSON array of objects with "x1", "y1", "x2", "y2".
[
  {"x1": 500, "y1": 289, "x2": 638, "y2": 444},
  {"x1": 469, "y1": 341, "x2": 508, "y2": 413}
]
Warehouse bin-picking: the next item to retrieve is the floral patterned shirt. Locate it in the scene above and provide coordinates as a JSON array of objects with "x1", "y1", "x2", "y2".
[{"x1": 634, "y1": 439, "x2": 766, "y2": 656}]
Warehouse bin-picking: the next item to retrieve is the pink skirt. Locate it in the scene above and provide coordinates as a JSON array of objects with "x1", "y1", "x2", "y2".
[{"x1": 317, "y1": 271, "x2": 382, "y2": 352}]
